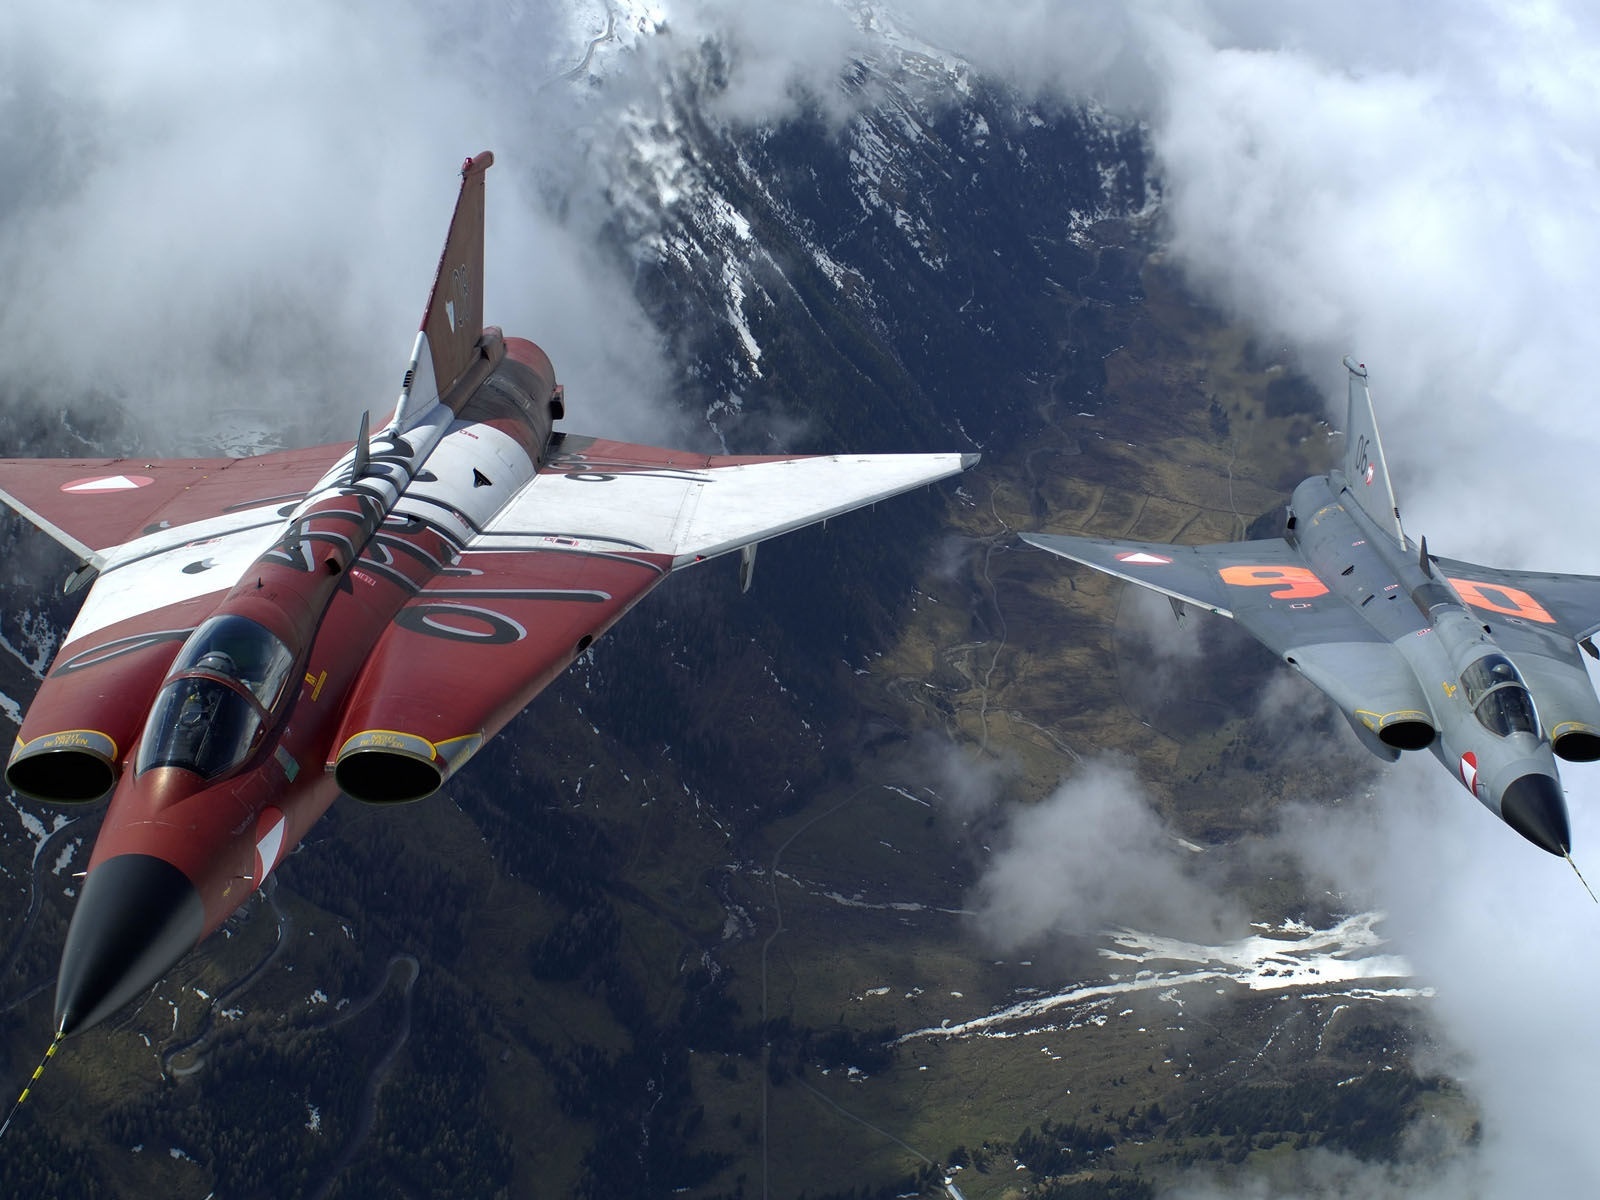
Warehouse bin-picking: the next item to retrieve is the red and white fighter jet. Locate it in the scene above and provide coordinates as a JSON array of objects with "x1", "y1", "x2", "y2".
[{"x1": 0, "y1": 153, "x2": 974, "y2": 1036}]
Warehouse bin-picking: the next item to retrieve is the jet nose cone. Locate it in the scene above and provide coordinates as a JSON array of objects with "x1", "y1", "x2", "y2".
[
  {"x1": 1500, "y1": 773, "x2": 1572, "y2": 857},
  {"x1": 54, "y1": 854, "x2": 206, "y2": 1036}
]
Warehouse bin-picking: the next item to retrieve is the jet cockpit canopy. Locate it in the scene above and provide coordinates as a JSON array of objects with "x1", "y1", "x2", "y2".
[
  {"x1": 1461, "y1": 653, "x2": 1539, "y2": 739},
  {"x1": 135, "y1": 615, "x2": 296, "y2": 780}
]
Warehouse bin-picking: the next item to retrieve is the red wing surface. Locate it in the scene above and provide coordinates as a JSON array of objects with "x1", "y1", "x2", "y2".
[
  {"x1": 334, "y1": 545, "x2": 668, "y2": 777},
  {"x1": 333, "y1": 437, "x2": 970, "y2": 782},
  {"x1": 0, "y1": 444, "x2": 347, "y2": 561}
]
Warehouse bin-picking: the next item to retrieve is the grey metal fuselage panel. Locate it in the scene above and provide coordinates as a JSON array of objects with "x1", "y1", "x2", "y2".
[
  {"x1": 1423, "y1": 555, "x2": 1600, "y2": 764},
  {"x1": 1279, "y1": 473, "x2": 1441, "y2": 747}
]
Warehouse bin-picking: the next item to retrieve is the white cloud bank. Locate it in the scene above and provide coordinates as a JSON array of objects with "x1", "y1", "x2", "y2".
[
  {"x1": 0, "y1": 0, "x2": 675, "y2": 446},
  {"x1": 975, "y1": 757, "x2": 1241, "y2": 951},
  {"x1": 1080, "y1": 13, "x2": 1600, "y2": 1193}
]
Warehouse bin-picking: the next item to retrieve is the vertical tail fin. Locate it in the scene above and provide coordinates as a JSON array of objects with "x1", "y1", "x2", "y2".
[
  {"x1": 389, "y1": 153, "x2": 494, "y2": 432},
  {"x1": 423, "y1": 152, "x2": 492, "y2": 399},
  {"x1": 1341, "y1": 356, "x2": 1405, "y2": 546}
]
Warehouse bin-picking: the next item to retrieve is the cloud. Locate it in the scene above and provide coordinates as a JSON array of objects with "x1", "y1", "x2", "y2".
[
  {"x1": 673, "y1": 0, "x2": 870, "y2": 121},
  {"x1": 1278, "y1": 759, "x2": 1600, "y2": 1195},
  {"x1": 1124, "y1": 3, "x2": 1600, "y2": 565},
  {"x1": 0, "y1": 0, "x2": 677, "y2": 448},
  {"x1": 908, "y1": 730, "x2": 1015, "y2": 825},
  {"x1": 974, "y1": 757, "x2": 1242, "y2": 950},
  {"x1": 1122, "y1": 584, "x2": 1204, "y2": 671},
  {"x1": 1099, "y1": 13, "x2": 1600, "y2": 1193}
]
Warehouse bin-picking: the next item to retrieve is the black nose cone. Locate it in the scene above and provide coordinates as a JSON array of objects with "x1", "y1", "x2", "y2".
[
  {"x1": 1500, "y1": 773, "x2": 1572, "y2": 856},
  {"x1": 54, "y1": 854, "x2": 205, "y2": 1037}
]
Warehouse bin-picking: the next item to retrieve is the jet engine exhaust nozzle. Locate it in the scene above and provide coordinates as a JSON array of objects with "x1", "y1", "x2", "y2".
[{"x1": 1377, "y1": 719, "x2": 1435, "y2": 752}]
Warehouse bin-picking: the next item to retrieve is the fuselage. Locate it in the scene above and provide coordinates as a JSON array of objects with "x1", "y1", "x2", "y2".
[
  {"x1": 1286, "y1": 469, "x2": 1571, "y2": 854},
  {"x1": 52, "y1": 338, "x2": 580, "y2": 1034}
]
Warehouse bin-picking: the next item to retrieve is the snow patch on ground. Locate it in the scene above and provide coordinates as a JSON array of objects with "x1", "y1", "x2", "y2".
[
  {"x1": 898, "y1": 912, "x2": 1420, "y2": 1043},
  {"x1": 883, "y1": 784, "x2": 932, "y2": 808},
  {"x1": 819, "y1": 889, "x2": 970, "y2": 915},
  {"x1": 9, "y1": 801, "x2": 71, "y2": 868},
  {"x1": 0, "y1": 609, "x2": 58, "y2": 678}
]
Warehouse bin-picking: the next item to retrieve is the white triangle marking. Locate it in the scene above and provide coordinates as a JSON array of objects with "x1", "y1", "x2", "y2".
[
  {"x1": 255, "y1": 812, "x2": 287, "y2": 882},
  {"x1": 62, "y1": 474, "x2": 154, "y2": 493},
  {"x1": 1117, "y1": 551, "x2": 1172, "y2": 565}
]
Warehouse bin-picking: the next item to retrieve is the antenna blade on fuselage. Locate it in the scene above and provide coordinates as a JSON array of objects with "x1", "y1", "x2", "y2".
[
  {"x1": 352, "y1": 410, "x2": 370, "y2": 480},
  {"x1": 1341, "y1": 356, "x2": 1405, "y2": 547}
]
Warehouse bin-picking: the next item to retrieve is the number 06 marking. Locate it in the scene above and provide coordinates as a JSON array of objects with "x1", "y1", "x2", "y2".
[{"x1": 1218, "y1": 564, "x2": 1329, "y2": 600}]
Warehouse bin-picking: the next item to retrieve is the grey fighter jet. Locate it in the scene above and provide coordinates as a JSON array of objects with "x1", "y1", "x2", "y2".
[{"x1": 1024, "y1": 358, "x2": 1600, "y2": 858}]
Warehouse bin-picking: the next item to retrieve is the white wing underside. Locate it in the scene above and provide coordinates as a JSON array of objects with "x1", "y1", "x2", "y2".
[
  {"x1": 62, "y1": 505, "x2": 290, "y2": 646},
  {"x1": 478, "y1": 453, "x2": 973, "y2": 565}
]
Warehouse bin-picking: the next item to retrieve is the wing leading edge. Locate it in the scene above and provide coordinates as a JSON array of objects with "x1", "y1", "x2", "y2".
[{"x1": 1018, "y1": 532, "x2": 1284, "y2": 618}]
